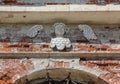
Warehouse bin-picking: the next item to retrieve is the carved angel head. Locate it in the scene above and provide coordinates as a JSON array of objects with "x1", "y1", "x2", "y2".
[{"x1": 53, "y1": 23, "x2": 65, "y2": 37}]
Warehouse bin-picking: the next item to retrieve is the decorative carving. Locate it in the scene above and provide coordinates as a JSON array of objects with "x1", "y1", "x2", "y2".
[
  {"x1": 50, "y1": 23, "x2": 72, "y2": 51},
  {"x1": 53, "y1": 23, "x2": 65, "y2": 37},
  {"x1": 78, "y1": 25, "x2": 97, "y2": 40},
  {"x1": 26, "y1": 25, "x2": 43, "y2": 38}
]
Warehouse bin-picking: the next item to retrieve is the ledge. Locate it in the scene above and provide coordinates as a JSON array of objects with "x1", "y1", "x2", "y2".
[
  {"x1": 0, "y1": 4, "x2": 119, "y2": 12},
  {"x1": 0, "y1": 52, "x2": 120, "y2": 59},
  {"x1": 0, "y1": 5, "x2": 119, "y2": 24}
]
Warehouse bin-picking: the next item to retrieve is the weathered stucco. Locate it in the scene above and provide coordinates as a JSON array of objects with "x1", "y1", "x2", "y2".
[{"x1": 0, "y1": 5, "x2": 120, "y2": 24}]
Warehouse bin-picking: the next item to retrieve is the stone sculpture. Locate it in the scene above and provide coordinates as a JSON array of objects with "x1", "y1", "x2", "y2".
[
  {"x1": 50, "y1": 23, "x2": 71, "y2": 51},
  {"x1": 78, "y1": 24, "x2": 97, "y2": 40},
  {"x1": 26, "y1": 25, "x2": 43, "y2": 38}
]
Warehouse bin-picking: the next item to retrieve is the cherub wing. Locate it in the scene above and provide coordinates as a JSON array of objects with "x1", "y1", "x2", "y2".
[
  {"x1": 26, "y1": 25, "x2": 43, "y2": 38},
  {"x1": 78, "y1": 25, "x2": 97, "y2": 40}
]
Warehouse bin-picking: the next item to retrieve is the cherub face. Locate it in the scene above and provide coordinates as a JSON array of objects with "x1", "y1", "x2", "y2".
[{"x1": 54, "y1": 24, "x2": 65, "y2": 37}]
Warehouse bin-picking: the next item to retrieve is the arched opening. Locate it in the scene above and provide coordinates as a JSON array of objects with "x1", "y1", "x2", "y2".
[{"x1": 15, "y1": 68, "x2": 107, "y2": 84}]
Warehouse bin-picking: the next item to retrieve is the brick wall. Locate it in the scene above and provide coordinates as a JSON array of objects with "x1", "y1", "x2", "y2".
[{"x1": 0, "y1": 58, "x2": 120, "y2": 84}]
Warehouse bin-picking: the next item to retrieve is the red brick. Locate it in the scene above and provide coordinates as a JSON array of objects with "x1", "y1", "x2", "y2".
[
  {"x1": 55, "y1": 61, "x2": 63, "y2": 68},
  {"x1": 6, "y1": 79, "x2": 13, "y2": 84},
  {"x1": 0, "y1": 80, "x2": 6, "y2": 84},
  {"x1": 63, "y1": 62, "x2": 70, "y2": 68}
]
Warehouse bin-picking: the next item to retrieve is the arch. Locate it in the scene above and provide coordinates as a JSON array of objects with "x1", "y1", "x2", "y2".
[{"x1": 15, "y1": 68, "x2": 107, "y2": 84}]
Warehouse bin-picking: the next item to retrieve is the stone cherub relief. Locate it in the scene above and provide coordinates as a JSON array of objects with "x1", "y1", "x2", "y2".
[
  {"x1": 50, "y1": 23, "x2": 72, "y2": 51},
  {"x1": 1, "y1": 23, "x2": 120, "y2": 52},
  {"x1": 75, "y1": 24, "x2": 99, "y2": 43},
  {"x1": 26, "y1": 25, "x2": 43, "y2": 38},
  {"x1": 78, "y1": 24, "x2": 99, "y2": 43},
  {"x1": 22, "y1": 23, "x2": 99, "y2": 51},
  {"x1": 0, "y1": 23, "x2": 99, "y2": 51},
  {"x1": 26, "y1": 23, "x2": 72, "y2": 51}
]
